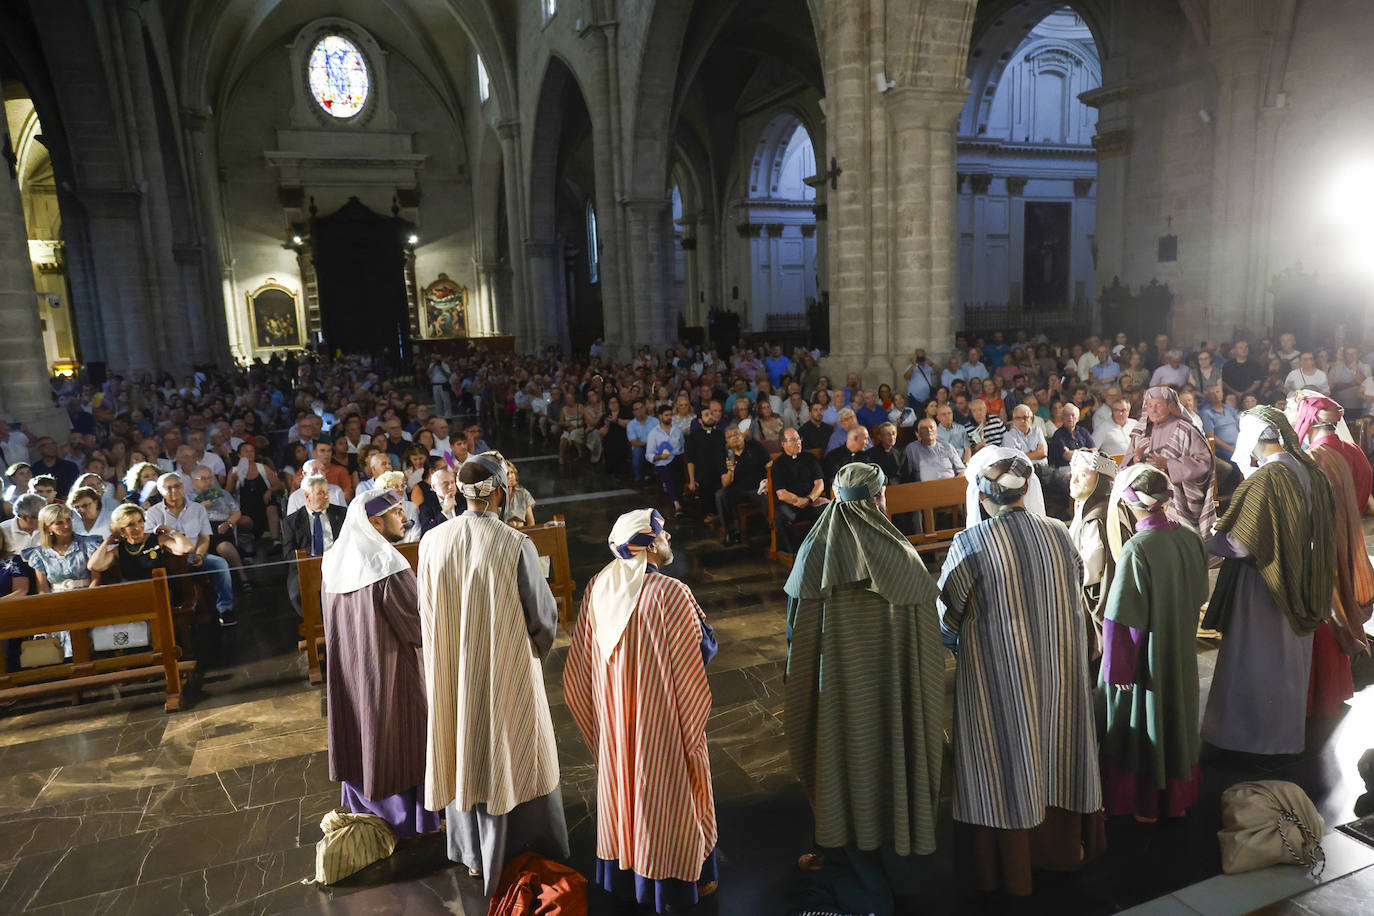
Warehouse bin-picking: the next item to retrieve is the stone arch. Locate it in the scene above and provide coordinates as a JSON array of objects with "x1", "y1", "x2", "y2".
[
  {"x1": 470, "y1": 121, "x2": 505, "y2": 335},
  {"x1": 624, "y1": 0, "x2": 694, "y2": 200}
]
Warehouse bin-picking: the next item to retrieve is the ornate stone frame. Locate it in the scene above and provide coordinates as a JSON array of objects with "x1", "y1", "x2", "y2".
[{"x1": 287, "y1": 19, "x2": 397, "y2": 131}]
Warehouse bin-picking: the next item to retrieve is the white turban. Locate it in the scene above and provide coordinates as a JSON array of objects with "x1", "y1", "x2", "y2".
[
  {"x1": 964, "y1": 445, "x2": 1046, "y2": 525},
  {"x1": 587, "y1": 509, "x2": 665, "y2": 662}
]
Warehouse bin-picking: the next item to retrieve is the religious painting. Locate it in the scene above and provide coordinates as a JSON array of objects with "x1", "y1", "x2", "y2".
[
  {"x1": 247, "y1": 280, "x2": 304, "y2": 350},
  {"x1": 422, "y1": 273, "x2": 468, "y2": 339}
]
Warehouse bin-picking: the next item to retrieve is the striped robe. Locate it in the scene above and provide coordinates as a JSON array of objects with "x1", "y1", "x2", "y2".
[
  {"x1": 418, "y1": 513, "x2": 560, "y2": 817},
  {"x1": 938, "y1": 508, "x2": 1101, "y2": 829},
  {"x1": 1128, "y1": 416, "x2": 1215, "y2": 535},
  {"x1": 563, "y1": 570, "x2": 717, "y2": 884}
]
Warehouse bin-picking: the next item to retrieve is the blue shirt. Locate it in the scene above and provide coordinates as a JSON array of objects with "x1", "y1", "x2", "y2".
[
  {"x1": 936, "y1": 422, "x2": 969, "y2": 452},
  {"x1": 645, "y1": 425, "x2": 684, "y2": 466},
  {"x1": 1199, "y1": 402, "x2": 1240, "y2": 457},
  {"x1": 626, "y1": 417, "x2": 657, "y2": 448},
  {"x1": 906, "y1": 361, "x2": 935, "y2": 403},
  {"x1": 960, "y1": 361, "x2": 990, "y2": 382},
  {"x1": 764, "y1": 355, "x2": 791, "y2": 388},
  {"x1": 1091, "y1": 361, "x2": 1121, "y2": 383},
  {"x1": 856, "y1": 405, "x2": 888, "y2": 428}
]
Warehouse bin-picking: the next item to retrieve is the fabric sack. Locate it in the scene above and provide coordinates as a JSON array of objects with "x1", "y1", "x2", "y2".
[
  {"x1": 1219, "y1": 780, "x2": 1325, "y2": 876},
  {"x1": 314, "y1": 809, "x2": 396, "y2": 885},
  {"x1": 91, "y1": 621, "x2": 151, "y2": 652}
]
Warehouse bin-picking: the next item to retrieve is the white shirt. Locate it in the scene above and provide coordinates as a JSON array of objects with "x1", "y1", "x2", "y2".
[
  {"x1": 1093, "y1": 420, "x2": 1132, "y2": 456},
  {"x1": 145, "y1": 500, "x2": 212, "y2": 541},
  {"x1": 296, "y1": 506, "x2": 337, "y2": 551},
  {"x1": 194, "y1": 450, "x2": 226, "y2": 480},
  {"x1": 1077, "y1": 352, "x2": 1100, "y2": 380},
  {"x1": 340, "y1": 434, "x2": 371, "y2": 454},
  {"x1": 73, "y1": 510, "x2": 112, "y2": 539},
  {"x1": 1284, "y1": 368, "x2": 1329, "y2": 394},
  {"x1": 1149, "y1": 364, "x2": 1192, "y2": 388},
  {"x1": 0, "y1": 430, "x2": 30, "y2": 465},
  {"x1": 287, "y1": 484, "x2": 346, "y2": 514},
  {"x1": 1, "y1": 517, "x2": 39, "y2": 552}
]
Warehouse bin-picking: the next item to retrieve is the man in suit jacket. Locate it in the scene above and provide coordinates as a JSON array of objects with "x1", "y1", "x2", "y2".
[
  {"x1": 418, "y1": 463, "x2": 462, "y2": 536},
  {"x1": 282, "y1": 474, "x2": 346, "y2": 615}
]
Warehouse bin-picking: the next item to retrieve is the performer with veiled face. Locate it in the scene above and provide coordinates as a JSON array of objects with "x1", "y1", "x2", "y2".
[{"x1": 1067, "y1": 448, "x2": 1122, "y2": 645}]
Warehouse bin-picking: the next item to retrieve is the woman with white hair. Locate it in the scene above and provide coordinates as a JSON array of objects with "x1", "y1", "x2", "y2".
[{"x1": 376, "y1": 470, "x2": 421, "y2": 542}]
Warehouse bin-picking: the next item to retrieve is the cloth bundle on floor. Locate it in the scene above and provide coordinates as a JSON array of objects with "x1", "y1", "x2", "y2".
[
  {"x1": 487, "y1": 851, "x2": 587, "y2": 916},
  {"x1": 1218, "y1": 780, "x2": 1325, "y2": 877},
  {"x1": 314, "y1": 809, "x2": 397, "y2": 885}
]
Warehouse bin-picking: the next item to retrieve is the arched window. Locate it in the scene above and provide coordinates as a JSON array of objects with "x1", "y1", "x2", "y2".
[
  {"x1": 307, "y1": 35, "x2": 370, "y2": 119},
  {"x1": 477, "y1": 55, "x2": 490, "y2": 103},
  {"x1": 586, "y1": 201, "x2": 599, "y2": 284},
  {"x1": 542, "y1": 0, "x2": 557, "y2": 24}
]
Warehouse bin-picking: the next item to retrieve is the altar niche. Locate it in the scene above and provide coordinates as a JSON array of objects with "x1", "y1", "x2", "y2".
[{"x1": 311, "y1": 197, "x2": 414, "y2": 359}]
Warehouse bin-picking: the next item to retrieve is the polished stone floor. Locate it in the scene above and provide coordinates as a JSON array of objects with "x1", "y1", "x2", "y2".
[{"x1": 0, "y1": 431, "x2": 1371, "y2": 916}]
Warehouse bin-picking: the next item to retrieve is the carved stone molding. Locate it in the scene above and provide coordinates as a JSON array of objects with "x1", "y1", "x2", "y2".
[
  {"x1": 1074, "y1": 178, "x2": 1095, "y2": 197},
  {"x1": 1005, "y1": 176, "x2": 1028, "y2": 196},
  {"x1": 765, "y1": 223, "x2": 785, "y2": 238},
  {"x1": 1092, "y1": 129, "x2": 1132, "y2": 158},
  {"x1": 969, "y1": 174, "x2": 993, "y2": 195}
]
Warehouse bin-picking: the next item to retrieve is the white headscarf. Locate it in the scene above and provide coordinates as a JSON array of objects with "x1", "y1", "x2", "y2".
[
  {"x1": 1106, "y1": 462, "x2": 1177, "y2": 559},
  {"x1": 321, "y1": 489, "x2": 411, "y2": 594},
  {"x1": 964, "y1": 445, "x2": 1046, "y2": 525},
  {"x1": 587, "y1": 509, "x2": 665, "y2": 662}
]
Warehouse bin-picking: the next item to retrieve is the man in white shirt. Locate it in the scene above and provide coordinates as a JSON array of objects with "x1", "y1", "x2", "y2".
[
  {"x1": 1149, "y1": 350, "x2": 1192, "y2": 389},
  {"x1": 1004, "y1": 404, "x2": 1049, "y2": 466},
  {"x1": 1284, "y1": 352, "x2": 1330, "y2": 394},
  {"x1": 1092, "y1": 387, "x2": 1122, "y2": 430},
  {"x1": 1, "y1": 493, "x2": 43, "y2": 551},
  {"x1": 0, "y1": 422, "x2": 31, "y2": 467},
  {"x1": 1093, "y1": 398, "x2": 1134, "y2": 456},
  {"x1": 146, "y1": 473, "x2": 237, "y2": 625},
  {"x1": 428, "y1": 358, "x2": 453, "y2": 419},
  {"x1": 186, "y1": 430, "x2": 226, "y2": 484},
  {"x1": 428, "y1": 416, "x2": 454, "y2": 460},
  {"x1": 780, "y1": 387, "x2": 809, "y2": 429}
]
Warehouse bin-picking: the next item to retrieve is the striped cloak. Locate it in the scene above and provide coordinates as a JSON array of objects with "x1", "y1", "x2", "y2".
[
  {"x1": 418, "y1": 513, "x2": 560, "y2": 817},
  {"x1": 563, "y1": 570, "x2": 717, "y2": 884},
  {"x1": 938, "y1": 508, "x2": 1101, "y2": 829},
  {"x1": 1127, "y1": 416, "x2": 1215, "y2": 535}
]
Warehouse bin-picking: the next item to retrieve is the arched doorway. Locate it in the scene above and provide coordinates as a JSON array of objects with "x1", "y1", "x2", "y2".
[
  {"x1": 740, "y1": 113, "x2": 817, "y2": 332},
  {"x1": 957, "y1": 5, "x2": 1101, "y2": 337}
]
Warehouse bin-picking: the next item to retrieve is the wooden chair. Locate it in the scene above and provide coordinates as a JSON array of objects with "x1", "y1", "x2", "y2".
[
  {"x1": 883, "y1": 477, "x2": 970, "y2": 556},
  {"x1": 297, "y1": 515, "x2": 577, "y2": 685},
  {"x1": 0, "y1": 570, "x2": 193, "y2": 712}
]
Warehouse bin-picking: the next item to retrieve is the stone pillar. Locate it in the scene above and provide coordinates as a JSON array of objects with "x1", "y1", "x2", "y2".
[
  {"x1": 496, "y1": 120, "x2": 531, "y2": 343},
  {"x1": 180, "y1": 107, "x2": 233, "y2": 368},
  {"x1": 113, "y1": 0, "x2": 193, "y2": 372},
  {"x1": 0, "y1": 105, "x2": 66, "y2": 437},
  {"x1": 679, "y1": 229, "x2": 701, "y2": 327},
  {"x1": 622, "y1": 198, "x2": 676, "y2": 350},
  {"x1": 1206, "y1": 36, "x2": 1268, "y2": 339},
  {"x1": 524, "y1": 240, "x2": 566, "y2": 352},
  {"x1": 695, "y1": 212, "x2": 720, "y2": 320},
  {"x1": 1083, "y1": 78, "x2": 1131, "y2": 318},
  {"x1": 473, "y1": 259, "x2": 503, "y2": 337}
]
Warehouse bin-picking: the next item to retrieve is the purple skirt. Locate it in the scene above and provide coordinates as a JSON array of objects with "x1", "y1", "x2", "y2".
[
  {"x1": 595, "y1": 849, "x2": 718, "y2": 913},
  {"x1": 341, "y1": 781, "x2": 442, "y2": 840}
]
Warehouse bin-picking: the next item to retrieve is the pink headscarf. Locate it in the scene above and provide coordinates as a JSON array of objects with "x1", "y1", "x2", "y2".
[{"x1": 1292, "y1": 392, "x2": 1341, "y2": 444}]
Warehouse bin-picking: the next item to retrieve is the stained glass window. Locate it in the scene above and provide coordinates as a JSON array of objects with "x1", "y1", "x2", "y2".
[{"x1": 308, "y1": 35, "x2": 369, "y2": 119}]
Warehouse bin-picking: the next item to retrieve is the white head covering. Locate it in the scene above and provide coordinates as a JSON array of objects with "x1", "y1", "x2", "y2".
[
  {"x1": 964, "y1": 445, "x2": 1046, "y2": 525},
  {"x1": 1230, "y1": 410, "x2": 1282, "y2": 480},
  {"x1": 1070, "y1": 447, "x2": 1118, "y2": 479},
  {"x1": 321, "y1": 489, "x2": 410, "y2": 594},
  {"x1": 1286, "y1": 389, "x2": 1356, "y2": 445},
  {"x1": 1106, "y1": 463, "x2": 1177, "y2": 559},
  {"x1": 587, "y1": 509, "x2": 665, "y2": 662}
]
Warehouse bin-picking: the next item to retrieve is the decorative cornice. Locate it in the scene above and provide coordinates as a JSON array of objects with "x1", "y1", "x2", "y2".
[
  {"x1": 968, "y1": 174, "x2": 992, "y2": 195},
  {"x1": 956, "y1": 139, "x2": 1097, "y2": 159},
  {"x1": 1079, "y1": 84, "x2": 1131, "y2": 110},
  {"x1": 1005, "y1": 176, "x2": 1028, "y2": 196},
  {"x1": 765, "y1": 223, "x2": 785, "y2": 238},
  {"x1": 1074, "y1": 178, "x2": 1095, "y2": 197},
  {"x1": 264, "y1": 151, "x2": 427, "y2": 171},
  {"x1": 1091, "y1": 129, "x2": 1132, "y2": 159}
]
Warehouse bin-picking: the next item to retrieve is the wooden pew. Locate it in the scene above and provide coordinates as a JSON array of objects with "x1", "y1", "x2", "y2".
[
  {"x1": 882, "y1": 477, "x2": 969, "y2": 555},
  {"x1": 0, "y1": 570, "x2": 193, "y2": 712},
  {"x1": 297, "y1": 515, "x2": 577, "y2": 686}
]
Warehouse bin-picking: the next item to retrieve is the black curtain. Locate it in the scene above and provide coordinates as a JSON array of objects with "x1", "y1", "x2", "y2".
[{"x1": 312, "y1": 197, "x2": 412, "y2": 361}]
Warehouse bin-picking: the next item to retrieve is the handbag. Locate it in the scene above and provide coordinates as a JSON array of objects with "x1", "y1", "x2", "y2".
[
  {"x1": 19, "y1": 636, "x2": 63, "y2": 668},
  {"x1": 314, "y1": 810, "x2": 396, "y2": 885},
  {"x1": 91, "y1": 621, "x2": 151, "y2": 652},
  {"x1": 1218, "y1": 780, "x2": 1325, "y2": 877}
]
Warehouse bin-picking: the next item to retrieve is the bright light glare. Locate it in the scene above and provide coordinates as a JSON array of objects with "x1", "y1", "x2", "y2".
[
  {"x1": 1318, "y1": 161, "x2": 1374, "y2": 277},
  {"x1": 1322, "y1": 162, "x2": 1374, "y2": 230},
  {"x1": 408, "y1": 234, "x2": 419, "y2": 245}
]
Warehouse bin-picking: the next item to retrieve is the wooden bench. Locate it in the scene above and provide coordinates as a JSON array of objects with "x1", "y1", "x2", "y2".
[
  {"x1": 297, "y1": 515, "x2": 577, "y2": 686},
  {"x1": 0, "y1": 569, "x2": 194, "y2": 712},
  {"x1": 883, "y1": 477, "x2": 969, "y2": 555}
]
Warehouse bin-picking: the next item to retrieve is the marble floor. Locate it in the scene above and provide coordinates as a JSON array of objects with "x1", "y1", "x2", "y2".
[{"x1": 0, "y1": 431, "x2": 1371, "y2": 916}]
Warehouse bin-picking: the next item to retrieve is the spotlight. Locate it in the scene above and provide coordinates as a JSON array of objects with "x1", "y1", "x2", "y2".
[
  {"x1": 408, "y1": 234, "x2": 419, "y2": 245},
  {"x1": 291, "y1": 235, "x2": 302, "y2": 245}
]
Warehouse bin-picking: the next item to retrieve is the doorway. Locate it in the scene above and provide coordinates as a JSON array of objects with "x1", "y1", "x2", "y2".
[
  {"x1": 311, "y1": 197, "x2": 413, "y2": 359},
  {"x1": 1023, "y1": 201, "x2": 1071, "y2": 311}
]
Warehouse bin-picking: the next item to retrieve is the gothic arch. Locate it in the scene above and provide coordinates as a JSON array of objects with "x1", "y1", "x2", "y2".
[{"x1": 624, "y1": 0, "x2": 694, "y2": 200}]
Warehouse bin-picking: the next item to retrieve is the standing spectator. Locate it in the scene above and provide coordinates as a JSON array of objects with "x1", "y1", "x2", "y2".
[
  {"x1": 904, "y1": 348, "x2": 935, "y2": 408},
  {"x1": 686, "y1": 401, "x2": 726, "y2": 521},
  {"x1": 960, "y1": 348, "x2": 990, "y2": 383},
  {"x1": 428, "y1": 356, "x2": 454, "y2": 418},
  {"x1": 29, "y1": 437, "x2": 79, "y2": 495},
  {"x1": 1198, "y1": 387, "x2": 1241, "y2": 461},
  {"x1": 625, "y1": 399, "x2": 656, "y2": 485}
]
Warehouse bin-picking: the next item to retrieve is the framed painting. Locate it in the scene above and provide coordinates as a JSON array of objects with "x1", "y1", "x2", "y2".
[
  {"x1": 422, "y1": 273, "x2": 467, "y2": 339},
  {"x1": 247, "y1": 280, "x2": 304, "y2": 350}
]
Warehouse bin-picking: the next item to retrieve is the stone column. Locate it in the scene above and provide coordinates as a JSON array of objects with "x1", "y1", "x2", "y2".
[
  {"x1": 679, "y1": 229, "x2": 701, "y2": 327},
  {"x1": 0, "y1": 105, "x2": 67, "y2": 437},
  {"x1": 879, "y1": 87, "x2": 967, "y2": 381},
  {"x1": 524, "y1": 240, "x2": 565, "y2": 352},
  {"x1": 473, "y1": 259, "x2": 502, "y2": 337},
  {"x1": 695, "y1": 212, "x2": 720, "y2": 320},
  {"x1": 180, "y1": 107, "x2": 233, "y2": 368},
  {"x1": 1205, "y1": 36, "x2": 1268, "y2": 339},
  {"x1": 622, "y1": 198, "x2": 676, "y2": 350},
  {"x1": 496, "y1": 120, "x2": 531, "y2": 343}
]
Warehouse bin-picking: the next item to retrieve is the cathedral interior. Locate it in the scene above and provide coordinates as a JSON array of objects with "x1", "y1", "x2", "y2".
[{"x1": 1, "y1": 0, "x2": 1374, "y2": 914}]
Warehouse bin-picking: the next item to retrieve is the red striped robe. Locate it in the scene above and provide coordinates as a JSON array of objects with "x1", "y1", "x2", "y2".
[{"x1": 563, "y1": 570, "x2": 717, "y2": 883}]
